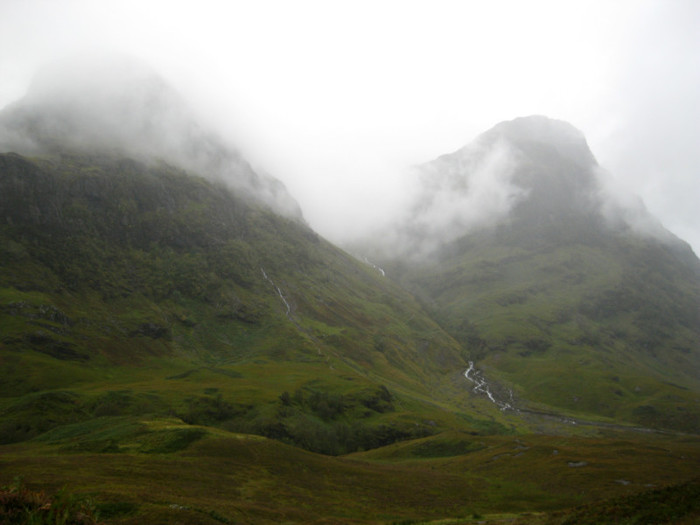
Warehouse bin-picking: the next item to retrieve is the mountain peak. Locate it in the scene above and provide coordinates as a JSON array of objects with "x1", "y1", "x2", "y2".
[
  {"x1": 0, "y1": 55, "x2": 302, "y2": 219},
  {"x1": 366, "y1": 116, "x2": 681, "y2": 259},
  {"x1": 469, "y1": 115, "x2": 594, "y2": 173},
  {"x1": 404, "y1": 116, "x2": 601, "y2": 243},
  {"x1": 487, "y1": 115, "x2": 587, "y2": 145},
  {"x1": 24, "y1": 55, "x2": 167, "y2": 103},
  {"x1": 482, "y1": 115, "x2": 597, "y2": 174},
  {"x1": 483, "y1": 116, "x2": 600, "y2": 224},
  {"x1": 1, "y1": 55, "x2": 188, "y2": 155}
]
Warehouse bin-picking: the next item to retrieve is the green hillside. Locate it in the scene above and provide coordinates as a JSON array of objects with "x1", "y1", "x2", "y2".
[
  {"x1": 0, "y1": 151, "x2": 496, "y2": 457},
  {"x1": 369, "y1": 116, "x2": 700, "y2": 433},
  {"x1": 0, "y1": 95, "x2": 698, "y2": 523},
  {"x1": 1, "y1": 426, "x2": 698, "y2": 524}
]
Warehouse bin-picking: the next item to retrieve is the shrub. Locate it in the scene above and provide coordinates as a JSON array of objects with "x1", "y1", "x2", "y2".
[{"x1": 0, "y1": 479, "x2": 102, "y2": 525}]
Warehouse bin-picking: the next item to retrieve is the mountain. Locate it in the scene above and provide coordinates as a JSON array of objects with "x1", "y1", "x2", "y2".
[
  {"x1": 363, "y1": 115, "x2": 700, "y2": 432},
  {"x1": 1, "y1": 64, "x2": 698, "y2": 524},
  {"x1": 0, "y1": 55, "x2": 302, "y2": 218},
  {"x1": 0, "y1": 59, "x2": 486, "y2": 457}
]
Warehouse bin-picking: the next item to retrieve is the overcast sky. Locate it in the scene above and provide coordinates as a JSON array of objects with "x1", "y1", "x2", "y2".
[{"x1": 1, "y1": 0, "x2": 698, "y2": 253}]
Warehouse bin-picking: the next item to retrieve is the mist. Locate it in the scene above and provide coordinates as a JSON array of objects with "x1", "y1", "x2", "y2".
[
  {"x1": 0, "y1": 1, "x2": 698, "y2": 253},
  {"x1": 0, "y1": 54, "x2": 302, "y2": 219},
  {"x1": 595, "y1": 166, "x2": 678, "y2": 243},
  {"x1": 377, "y1": 139, "x2": 527, "y2": 259}
]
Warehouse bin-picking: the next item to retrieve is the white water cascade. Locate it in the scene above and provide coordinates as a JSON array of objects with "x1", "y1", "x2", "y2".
[
  {"x1": 260, "y1": 267, "x2": 291, "y2": 316},
  {"x1": 464, "y1": 361, "x2": 516, "y2": 412}
]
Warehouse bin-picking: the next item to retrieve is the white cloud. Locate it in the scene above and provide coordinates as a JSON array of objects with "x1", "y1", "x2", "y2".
[
  {"x1": 0, "y1": 0, "x2": 697, "y2": 252},
  {"x1": 410, "y1": 139, "x2": 525, "y2": 238}
]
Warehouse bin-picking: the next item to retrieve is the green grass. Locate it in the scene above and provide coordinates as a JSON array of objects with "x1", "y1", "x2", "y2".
[
  {"x1": 0, "y1": 430, "x2": 697, "y2": 524},
  {"x1": 388, "y1": 228, "x2": 700, "y2": 433},
  {"x1": 0, "y1": 479, "x2": 101, "y2": 524},
  {"x1": 2, "y1": 151, "x2": 700, "y2": 523},
  {"x1": 0, "y1": 151, "x2": 495, "y2": 456}
]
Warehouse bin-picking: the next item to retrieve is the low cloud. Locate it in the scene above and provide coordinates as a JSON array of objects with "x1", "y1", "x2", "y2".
[
  {"x1": 595, "y1": 166, "x2": 679, "y2": 244},
  {"x1": 0, "y1": 56, "x2": 692, "y2": 258},
  {"x1": 413, "y1": 139, "x2": 525, "y2": 236},
  {"x1": 0, "y1": 54, "x2": 302, "y2": 219},
  {"x1": 362, "y1": 138, "x2": 528, "y2": 260}
]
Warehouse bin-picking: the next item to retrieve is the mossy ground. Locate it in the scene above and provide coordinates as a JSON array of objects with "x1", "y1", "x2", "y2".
[
  {"x1": 2, "y1": 152, "x2": 700, "y2": 523},
  {"x1": 1, "y1": 428, "x2": 698, "y2": 524}
]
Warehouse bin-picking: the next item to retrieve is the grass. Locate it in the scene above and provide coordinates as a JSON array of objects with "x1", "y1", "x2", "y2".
[
  {"x1": 391, "y1": 229, "x2": 700, "y2": 433},
  {"x1": 0, "y1": 429, "x2": 697, "y2": 524},
  {"x1": 2, "y1": 151, "x2": 700, "y2": 522},
  {"x1": 0, "y1": 347, "x2": 499, "y2": 457},
  {"x1": 0, "y1": 479, "x2": 102, "y2": 524},
  {"x1": 541, "y1": 476, "x2": 700, "y2": 524}
]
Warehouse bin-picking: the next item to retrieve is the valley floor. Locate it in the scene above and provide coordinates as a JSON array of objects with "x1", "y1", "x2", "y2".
[{"x1": 1, "y1": 425, "x2": 698, "y2": 524}]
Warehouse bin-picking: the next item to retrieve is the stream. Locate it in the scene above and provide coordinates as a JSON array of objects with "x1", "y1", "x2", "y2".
[
  {"x1": 260, "y1": 267, "x2": 291, "y2": 316},
  {"x1": 464, "y1": 361, "x2": 516, "y2": 412}
]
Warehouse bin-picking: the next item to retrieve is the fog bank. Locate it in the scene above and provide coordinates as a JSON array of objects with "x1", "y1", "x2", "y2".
[
  {"x1": 0, "y1": 1, "x2": 698, "y2": 253},
  {"x1": 0, "y1": 55, "x2": 302, "y2": 219}
]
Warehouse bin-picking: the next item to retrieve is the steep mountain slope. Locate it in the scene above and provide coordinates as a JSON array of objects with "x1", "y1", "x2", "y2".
[
  {"x1": 0, "y1": 151, "x2": 484, "y2": 451},
  {"x1": 0, "y1": 60, "x2": 484, "y2": 455},
  {"x1": 364, "y1": 116, "x2": 700, "y2": 432},
  {"x1": 0, "y1": 55, "x2": 301, "y2": 217},
  {"x1": 0, "y1": 64, "x2": 698, "y2": 523}
]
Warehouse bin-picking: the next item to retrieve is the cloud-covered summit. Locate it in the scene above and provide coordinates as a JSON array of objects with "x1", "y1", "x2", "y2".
[
  {"x1": 0, "y1": 55, "x2": 302, "y2": 218},
  {"x1": 362, "y1": 116, "x2": 683, "y2": 259}
]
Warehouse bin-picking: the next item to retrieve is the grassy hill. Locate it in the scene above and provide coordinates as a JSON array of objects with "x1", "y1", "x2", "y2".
[
  {"x1": 1, "y1": 112, "x2": 699, "y2": 523},
  {"x1": 0, "y1": 151, "x2": 497, "y2": 458},
  {"x1": 389, "y1": 225, "x2": 700, "y2": 432},
  {"x1": 1, "y1": 426, "x2": 698, "y2": 524},
  {"x1": 363, "y1": 117, "x2": 700, "y2": 433},
  {"x1": 1, "y1": 152, "x2": 698, "y2": 524}
]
